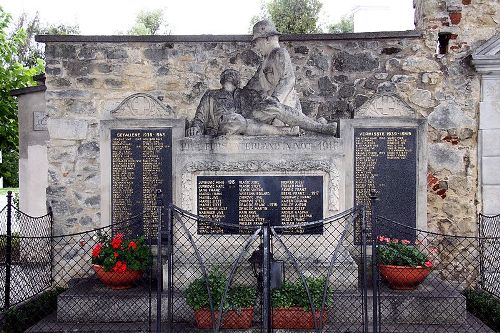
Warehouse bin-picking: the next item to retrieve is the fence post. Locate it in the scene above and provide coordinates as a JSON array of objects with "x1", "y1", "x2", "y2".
[
  {"x1": 360, "y1": 206, "x2": 369, "y2": 333},
  {"x1": 370, "y1": 192, "x2": 379, "y2": 333},
  {"x1": 261, "y1": 223, "x2": 271, "y2": 333},
  {"x1": 5, "y1": 191, "x2": 13, "y2": 310},
  {"x1": 48, "y1": 206, "x2": 54, "y2": 285},
  {"x1": 156, "y1": 189, "x2": 163, "y2": 333},
  {"x1": 166, "y1": 203, "x2": 174, "y2": 333}
]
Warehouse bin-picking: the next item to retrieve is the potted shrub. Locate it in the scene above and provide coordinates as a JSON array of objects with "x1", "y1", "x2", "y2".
[
  {"x1": 185, "y1": 269, "x2": 256, "y2": 329},
  {"x1": 0, "y1": 232, "x2": 21, "y2": 263},
  {"x1": 90, "y1": 232, "x2": 152, "y2": 289},
  {"x1": 377, "y1": 236, "x2": 434, "y2": 290},
  {"x1": 271, "y1": 276, "x2": 331, "y2": 329}
]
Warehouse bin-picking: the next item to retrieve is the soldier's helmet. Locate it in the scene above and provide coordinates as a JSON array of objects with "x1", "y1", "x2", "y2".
[{"x1": 252, "y1": 19, "x2": 281, "y2": 41}]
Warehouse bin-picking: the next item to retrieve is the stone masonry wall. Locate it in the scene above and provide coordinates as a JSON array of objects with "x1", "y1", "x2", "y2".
[
  {"x1": 414, "y1": 0, "x2": 500, "y2": 235},
  {"x1": 40, "y1": 0, "x2": 499, "y2": 236}
]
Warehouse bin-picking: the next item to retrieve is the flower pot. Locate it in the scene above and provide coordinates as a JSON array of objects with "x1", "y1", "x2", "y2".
[
  {"x1": 378, "y1": 264, "x2": 430, "y2": 290},
  {"x1": 92, "y1": 264, "x2": 143, "y2": 290},
  {"x1": 272, "y1": 307, "x2": 328, "y2": 329},
  {"x1": 194, "y1": 307, "x2": 254, "y2": 329}
]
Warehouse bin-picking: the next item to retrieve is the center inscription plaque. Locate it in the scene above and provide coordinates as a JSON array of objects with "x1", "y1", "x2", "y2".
[
  {"x1": 197, "y1": 176, "x2": 323, "y2": 234},
  {"x1": 111, "y1": 128, "x2": 172, "y2": 237},
  {"x1": 354, "y1": 127, "x2": 417, "y2": 242}
]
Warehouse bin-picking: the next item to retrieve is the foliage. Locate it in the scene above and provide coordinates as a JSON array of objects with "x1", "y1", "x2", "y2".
[
  {"x1": 128, "y1": 9, "x2": 169, "y2": 35},
  {"x1": 327, "y1": 14, "x2": 354, "y2": 33},
  {"x1": 250, "y1": 0, "x2": 322, "y2": 34},
  {"x1": 185, "y1": 269, "x2": 256, "y2": 311},
  {"x1": 465, "y1": 289, "x2": 500, "y2": 331},
  {"x1": 91, "y1": 232, "x2": 152, "y2": 272},
  {"x1": 272, "y1": 276, "x2": 332, "y2": 310},
  {"x1": 0, "y1": 7, "x2": 44, "y2": 187},
  {"x1": 1, "y1": 287, "x2": 65, "y2": 333},
  {"x1": 377, "y1": 236, "x2": 432, "y2": 267},
  {"x1": 0, "y1": 150, "x2": 19, "y2": 187},
  {"x1": 0, "y1": 232, "x2": 21, "y2": 250},
  {"x1": 14, "y1": 12, "x2": 79, "y2": 67}
]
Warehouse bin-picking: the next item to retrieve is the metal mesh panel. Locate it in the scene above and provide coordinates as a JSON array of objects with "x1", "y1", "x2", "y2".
[
  {"x1": 171, "y1": 207, "x2": 262, "y2": 332},
  {"x1": 1, "y1": 210, "x2": 156, "y2": 332},
  {"x1": 270, "y1": 208, "x2": 365, "y2": 332},
  {"x1": 373, "y1": 216, "x2": 499, "y2": 333},
  {"x1": 479, "y1": 214, "x2": 500, "y2": 298}
]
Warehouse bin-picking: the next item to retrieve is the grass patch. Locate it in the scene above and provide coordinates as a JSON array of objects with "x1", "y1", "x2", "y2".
[
  {"x1": 465, "y1": 289, "x2": 500, "y2": 332},
  {"x1": 0, "y1": 188, "x2": 18, "y2": 197},
  {"x1": 1, "y1": 288, "x2": 65, "y2": 333}
]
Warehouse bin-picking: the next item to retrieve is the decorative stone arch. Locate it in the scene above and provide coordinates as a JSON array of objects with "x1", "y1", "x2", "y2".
[
  {"x1": 472, "y1": 34, "x2": 500, "y2": 215},
  {"x1": 110, "y1": 93, "x2": 175, "y2": 119},
  {"x1": 355, "y1": 93, "x2": 417, "y2": 118}
]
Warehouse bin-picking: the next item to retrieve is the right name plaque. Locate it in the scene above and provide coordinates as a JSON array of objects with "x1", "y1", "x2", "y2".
[{"x1": 354, "y1": 127, "x2": 417, "y2": 242}]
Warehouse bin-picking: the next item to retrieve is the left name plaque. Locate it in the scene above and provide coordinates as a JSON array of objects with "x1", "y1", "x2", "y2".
[{"x1": 110, "y1": 128, "x2": 172, "y2": 237}]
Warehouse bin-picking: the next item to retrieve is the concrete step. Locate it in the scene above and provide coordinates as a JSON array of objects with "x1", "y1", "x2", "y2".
[
  {"x1": 57, "y1": 277, "x2": 469, "y2": 326},
  {"x1": 27, "y1": 313, "x2": 494, "y2": 333}
]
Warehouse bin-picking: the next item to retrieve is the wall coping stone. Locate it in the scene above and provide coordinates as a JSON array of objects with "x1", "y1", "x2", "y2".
[
  {"x1": 10, "y1": 85, "x2": 46, "y2": 97},
  {"x1": 35, "y1": 30, "x2": 422, "y2": 43}
]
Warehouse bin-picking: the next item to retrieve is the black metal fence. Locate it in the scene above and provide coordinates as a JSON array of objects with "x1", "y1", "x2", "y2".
[
  {"x1": 479, "y1": 213, "x2": 500, "y2": 299},
  {"x1": 0, "y1": 190, "x2": 499, "y2": 333}
]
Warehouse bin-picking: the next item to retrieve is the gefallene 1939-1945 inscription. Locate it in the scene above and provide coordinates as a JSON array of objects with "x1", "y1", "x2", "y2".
[
  {"x1": 354, "y1": 127, "x2": 417, "y2": 242},
  {"x1": 111, "y1": 128, "x2": 172, "y2": 238},
  {"x1": 196, "y1": 175, "x2": 323, "y2": 235}
]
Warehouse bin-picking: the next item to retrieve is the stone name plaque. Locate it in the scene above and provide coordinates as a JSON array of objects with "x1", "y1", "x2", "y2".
[
  {"x1": 197, "y1": 176, "x2": 323, "y2": 234},
  {"x1": 111, "y1": 128, "x2": 172, "y2": 237},
  {"x1": 354, "y1": 127, "x2": 417, "y2": 242},
  {"x1": 33, "y1": 111, "x2": 48, "y2": 131}
]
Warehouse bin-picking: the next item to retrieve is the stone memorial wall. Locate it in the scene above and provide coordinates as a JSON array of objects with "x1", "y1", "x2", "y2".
[{"x1": 36, "y1": 0, "x2": 500, "y2": 238}]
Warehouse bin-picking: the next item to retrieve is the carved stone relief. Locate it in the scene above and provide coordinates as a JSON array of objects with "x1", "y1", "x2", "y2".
[
  {"x1": 111, "y1": 93, "x2": 175, "y2": 119},
  {"x1": 356, "y1": 94, "x2": 415, "y2": 118}
]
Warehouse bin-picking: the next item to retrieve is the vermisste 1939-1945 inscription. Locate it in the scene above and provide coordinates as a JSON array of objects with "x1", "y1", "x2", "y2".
[
  {"x1": 197, "y1": 176, "x2": 323, "y2": 235},
  {"x1": 111, "y1": 128, "x2": 172, "y2": 237},
  {"x1": 354, "y1": 127, "x2": 417, "y2": 242}
]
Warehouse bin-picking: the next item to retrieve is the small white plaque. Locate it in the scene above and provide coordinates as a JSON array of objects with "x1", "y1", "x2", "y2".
[{"x1": 33, "y1": 112, "x2": 48, "y2": 131}]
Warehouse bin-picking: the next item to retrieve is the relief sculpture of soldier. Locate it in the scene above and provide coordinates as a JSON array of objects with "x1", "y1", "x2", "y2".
[
  {"x1": 186, "y1": 69, "x2": 299, "y2": 136},
  {"x1": 186, "y1": 19, "x2": 339, "y2": 137}
]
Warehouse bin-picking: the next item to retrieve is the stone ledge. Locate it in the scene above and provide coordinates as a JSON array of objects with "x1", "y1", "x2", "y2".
[{"x1": 35, "y1": 31, "x2": 422, "y2": 43}]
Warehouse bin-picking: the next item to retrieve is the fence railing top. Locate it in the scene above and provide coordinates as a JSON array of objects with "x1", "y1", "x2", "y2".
[{"x1": 376, "y1": 215, "x2": 500, "y2": 240}]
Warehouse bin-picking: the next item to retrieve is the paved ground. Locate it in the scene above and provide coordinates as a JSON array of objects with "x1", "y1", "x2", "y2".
[{"x1": 0, "y1": 263, "x2": 51, "y2": 308}]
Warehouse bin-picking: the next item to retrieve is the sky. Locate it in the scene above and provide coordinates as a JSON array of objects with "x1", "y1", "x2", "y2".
[{"x1": 2, "y1": 0, "x2": 415, "y2": 35}]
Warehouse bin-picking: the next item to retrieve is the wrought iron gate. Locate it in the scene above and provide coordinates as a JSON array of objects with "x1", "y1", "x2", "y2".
[{"x1": 167, "y1": 205, "x2": 366, "y2": 332}]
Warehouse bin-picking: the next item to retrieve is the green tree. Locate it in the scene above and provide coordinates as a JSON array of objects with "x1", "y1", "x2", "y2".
[
  {"x1": 251, "y1": 0, "x2": 323, "y2": 34},
  {"x1": 0, "y1": 7, "x2": 44, "y2": 186},
  {"x1": 14, "y1": 12, "x2": 79, "y2": 67},
  {"x1": 128, "y1": 9, "x2": 169, "y2": 35},
  {"x1": 327, "y1": 14, "x2": 354, "y2": 33}
]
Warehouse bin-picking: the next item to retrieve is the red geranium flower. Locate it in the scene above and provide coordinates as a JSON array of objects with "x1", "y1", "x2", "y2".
[
  {"x1": 92, "y1": 243, "x2": 102, "y2": 257},
  {"x1": 424, "y1": 260, "x2": 433, "y2": 268},
  {"x1": 401, "y1": 239, "x2": 411, "y2": 245},
  {"x1": 113, "y1": 261, "x2": 127, "y2": 273},
  {"x1": 111, "y1": 233, "x2": 124, "y2": 249},
  {"x1": 128, "y1": 241, "x2": 137, "y2": 249},
  {"x1": 113, "y1": 252, "x2": 118, "y2": 257}
]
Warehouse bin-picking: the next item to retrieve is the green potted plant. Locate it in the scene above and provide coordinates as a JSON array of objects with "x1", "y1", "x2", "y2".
[
  {"x1": 185, "y1": 269, "x2": 256, "y2": 329},
  {"x1": 271, "y1": 276, "x2": 331, "y2": 329},
  {"x1": 90, "y1": 232, "x2": 152, "y2": 289},
  {"x1": 0, "y1": 232, "x2": 21, "y2": 263},
  {"x1": 377, "y1": 236, "x2": 434, "y2": 290}
]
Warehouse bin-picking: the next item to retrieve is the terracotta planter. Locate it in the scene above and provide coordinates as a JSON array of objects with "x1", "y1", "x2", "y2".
[
  {"x1": 194, "y1": 307, "x2": 254, "y2": 329},
  {"x1": 378, "y1": 264, "x2": 430, "y2": 290},
  {"x1": 272, "y1": 307, "x2": 328, "y2": 329},
  {"x1": 92, "y1": 264, "x2": 143, "y2": 289}
]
